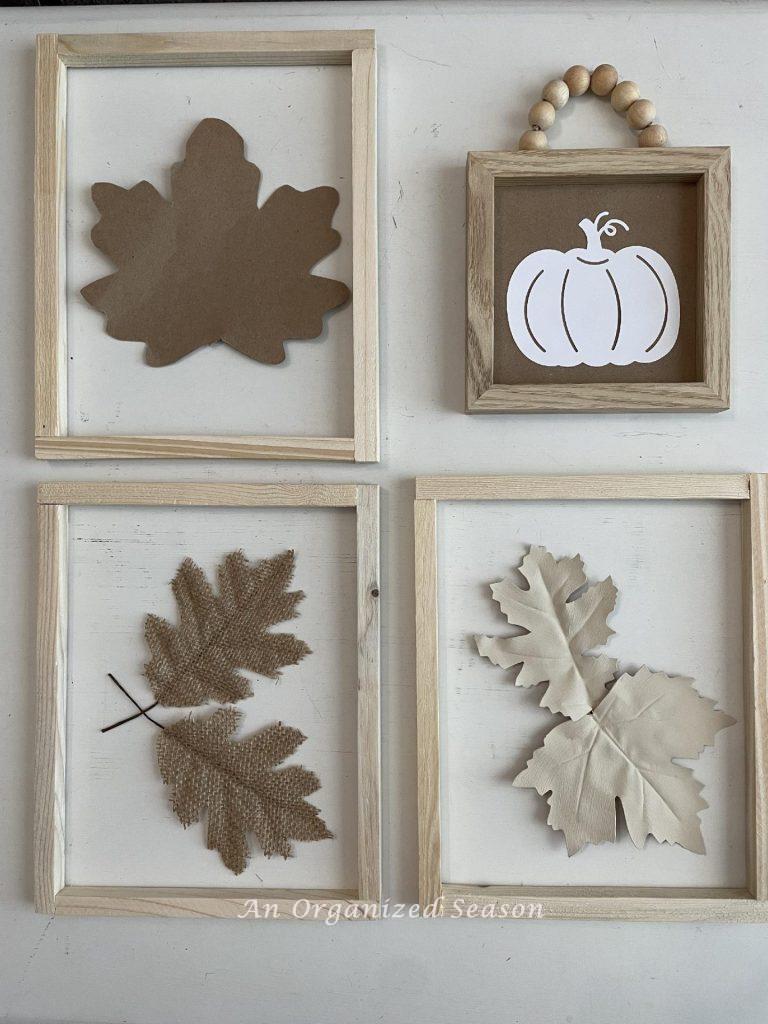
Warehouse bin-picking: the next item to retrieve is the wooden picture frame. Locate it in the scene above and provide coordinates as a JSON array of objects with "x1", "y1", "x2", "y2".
[
  {"x1": 35, "y1": 32, "x2": 378, "y2": 461},
  {"x1": 35, "y1": 481, "x2": 381, "y2": 919},
  {"x1": 466, "y1": 149, "x2": 730, "y2": 412},
  {"x1": 415, "y1": 473, "x2": 768, "y2": 922}
]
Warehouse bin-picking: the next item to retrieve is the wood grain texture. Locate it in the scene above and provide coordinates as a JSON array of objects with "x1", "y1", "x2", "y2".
[
  {"x1": 355, "y1": 486, "x2": 381, "y2": 904},
  {"x1": 415, "y1": 473, "x2": 750, "y2": 502},
  {"x1": 700, "y1": 149, "x2": 731, "y2": 407},
  {"x1": 471, "y1": 147, "x2": 729, "y2": 178},
  {"x1": 37, "y1": 481, "x2": 360, "y2": 508},
  {"x1": 468, "y1": 382, "x2": 729, "y2": 412},
  {"x1": 35, "y1": 32, "x2": 379, "y2": 463},
  {"x1": 440, "y1": 885, "x2": 768, "y2": 922},
  {"x1": 54, "y1": 886, "x2": 374, "y2": 919},
  {"x1": 34, "y1": 35, "x2": 66, "y2": 438},
  {"x1": 744, "y1": 474, "x2": 768, "y2": 900},
  {"x1": 351, "y1": 46, "x2": 380, "y2": 462},
  {"x1": 34, "y1": 504, "x2": 67, "y2": 914},
  {"x1": 414, "y1": 499, "x2": 442, "y2": 909},
  {"x1": 35, "y1": 435, "x2": 356, "y2": 461},
  {"x1": 465, "y1": 156, "x2": 495, "y2": 410},
  {"x1": 56, "y1": 31, "x2": 374, "y2": 66},
  {"x1": 465, "y1": 147, "x2": 731, "y2": 413}
]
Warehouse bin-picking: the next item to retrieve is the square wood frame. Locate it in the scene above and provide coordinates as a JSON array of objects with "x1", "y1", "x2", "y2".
[
  {"x1": 35, "y1": 31, "x2": 378, "y2": 461},
  {"x1": 415, "y1": 473, "x2": 768, "y2": 922},
  {"x1": 466, "y1": 149, "x2": 730, "y2": 412},
  {"x1": 35, "y1": 481, "x2": 381, "y2": 919}
]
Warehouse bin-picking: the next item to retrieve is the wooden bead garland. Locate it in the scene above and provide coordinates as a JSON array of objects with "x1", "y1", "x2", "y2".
[
  {"x1": 590, "y1": 63, "x2": 618, "y2": 96},
  {"x1": 563, "y1": 64, "x2": 590, "y2": 97},
  {"x1": 528, "y1": 100, "x2": 556, "y2": 130},
  {"x1": 517, "y1": 64, "x2": 668, "y2": 151},
  {"x1": 541, "y1": 79, "x2": 569, "y2": 110},
  {"x1": 610, "y1": 80, "x2": 640, "y2": 113},
  {"x1": 638, "y1": 123, "x2": 668, "y2": 147},
  {"x1": 518, "y1": 129, "x2": 548, "y2": 151},
  {"x1": 626, "y1": 98, "x2": 656, "y2": 130}
]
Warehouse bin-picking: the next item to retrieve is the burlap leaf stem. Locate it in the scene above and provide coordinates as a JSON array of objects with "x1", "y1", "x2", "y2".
[
  {"x1": 145, "y1": 549, "x2": 310, "y2": 708},
  {"x1": 157, "y1": 707, "x2": 333, "y2": 874}
]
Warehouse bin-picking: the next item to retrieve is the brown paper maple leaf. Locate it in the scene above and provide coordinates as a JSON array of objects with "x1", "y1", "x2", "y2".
[
  {"x1": 81, "y1": 117, "x2": 350, "y2": 366},
  {"x1": 144, "y1": 549, "x2": 310, "y2": 708},
  {"x1": 157, "y1": 707, "x2": 332, "y2": 874}
]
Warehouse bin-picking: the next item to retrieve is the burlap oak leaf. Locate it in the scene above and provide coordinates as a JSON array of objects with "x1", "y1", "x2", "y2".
[
  {"x1": 476, "y1": 545, "x2": 618, "y2": 720},
  {"x1": 157, "y1": 707, "x2": 332, "y2": 874},
  {"x1": 81, "y1": 117, "x2": 350, "y2": 367},
  {"x1": 145, "y1": 549, "x2": 310, "y2": 708},
  {"x1": 514, "y1": 667, "x2": 734, "y2": 855}
]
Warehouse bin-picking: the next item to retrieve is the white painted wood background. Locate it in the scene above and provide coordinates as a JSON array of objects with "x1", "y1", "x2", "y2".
[
  {"x1": 66, "y1": 505, "x2": 358, "y2": 887},
  {"x1": 439, "y1": 499, "x2": 745, "y2": 887},
  {"x1": 4, "y1": 3, "x2": 768, "y2": 1023},
  {"x1": 67, "y1": 65, "x2": 353, "y2": 438}
]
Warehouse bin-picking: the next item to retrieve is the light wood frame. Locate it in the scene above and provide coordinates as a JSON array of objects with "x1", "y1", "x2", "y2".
[
  {"x1": 415, "y1": 473, "x2": 768, "y2": 921},
  {"x1": 35, "y1": 32, "x2": 378, "y2": 461},
  {"x1": 466, "y1": 149, "x2": 730, "y2": 412},
  {"x1": 35, "y1": 481, "x2": 381, "y2": 919}
]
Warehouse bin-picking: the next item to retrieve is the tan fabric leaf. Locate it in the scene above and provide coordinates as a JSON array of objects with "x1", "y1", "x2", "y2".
[
  {"x1": 81, "y1": 117, "x2": 350, "y2": 367},
  {"x1": 476, "y1": 545, "x2": 618, "y2": 720},
  {"x1": 157, "y1": 707, "x2": 332, "y2": 874},
  {"x1": 145, "y1": 549, "x2": 310, "y2": 707},
  {"x1": 514, "y1": 667, "x2": 735, "y2": 855}
]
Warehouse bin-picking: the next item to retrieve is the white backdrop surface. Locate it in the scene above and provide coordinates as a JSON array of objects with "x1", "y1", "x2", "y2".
[
  {"x1": 3, "y1": 3, "x2": 768, "y2": 1024},
  {"x1": 66, "y1": 505, "x2": 358, "y2": 888},
  {"x1": 66, "y1": 64, "x2": 354, "y2": 438},
  {"x1": 439, "y1": 499, "x2": 745, "y2": 887}
]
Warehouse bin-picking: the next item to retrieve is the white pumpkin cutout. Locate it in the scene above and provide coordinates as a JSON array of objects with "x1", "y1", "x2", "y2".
[{"x1": 506, "y1": 211, "x2": 680, "y2": 367}]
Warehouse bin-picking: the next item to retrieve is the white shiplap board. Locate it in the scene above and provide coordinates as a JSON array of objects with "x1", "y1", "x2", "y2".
[
  {"x1": 438, "y1": 499, "x2": 746, "y2": 887},
  {"x1": 65, "y1": 504, "x2": 358, "y2": 887},
  {"x1": 66, "y1": 64, "x2": 353, "y2": 438}
]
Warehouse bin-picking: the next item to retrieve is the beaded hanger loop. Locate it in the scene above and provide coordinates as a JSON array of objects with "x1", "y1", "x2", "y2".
[{"x1": 519, "y1": 63, "x2": 668, "y2": 151}]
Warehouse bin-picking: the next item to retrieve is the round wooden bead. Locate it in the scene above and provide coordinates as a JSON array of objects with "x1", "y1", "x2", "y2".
[
  {"x1": 563, "y1": 64, "x2": 591, "y2": 97},
  {"x1": 590, "y1": 63, "x2": 618, "y2": 96},
  {"x1": 638, "y1": 123, "x2": 668, "y2": 147},
  {"x1": 627, "y1": 98, "x2": 656, "y2": 130},
  {"x1": 542, "y1": 79, "x2": 569, "y2": 110},
  {"x1": 610, "y1": 80, "x2": 640, "y2": 113},
  {"x1": 518, "y1": 129, "x2": 548, "y2": 151},
  {"x1": 528, "y1": 100, "x2": 556, "y2": 130}
]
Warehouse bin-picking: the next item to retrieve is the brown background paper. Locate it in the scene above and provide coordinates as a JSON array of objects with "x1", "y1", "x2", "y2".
[{"x1": 493, "y1": 179, "x2": 700, "y2": 386}]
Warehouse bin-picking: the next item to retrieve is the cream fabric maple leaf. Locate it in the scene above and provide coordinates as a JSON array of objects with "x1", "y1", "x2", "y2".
[
  {"x1": 476, "y1": 545, "x2": 618, "y2": 720},
  {"x1": 514, "y1": 667, "x2": 735, "y2": 855}
]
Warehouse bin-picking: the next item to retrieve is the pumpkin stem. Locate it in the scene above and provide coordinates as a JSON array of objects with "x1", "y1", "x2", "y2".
[
  {"x1": 598, "y1": 215, "x2": 629, "y2": 239},
  {"x1": 579, "y1": 212, "x2": 629, "y2": 255}
]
